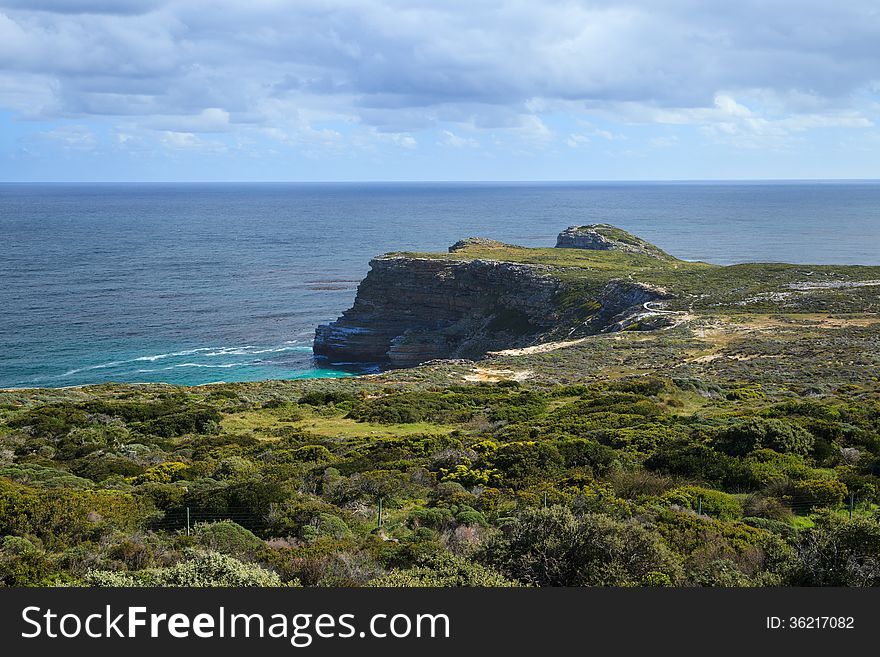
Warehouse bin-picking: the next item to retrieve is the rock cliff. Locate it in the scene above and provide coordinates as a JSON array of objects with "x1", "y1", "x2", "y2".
[
  {"x1": 314, "y1": 256, "x2": 564, "y2": 368},
  {"x1": 313, "y1": 227, "x2": 673, "y2": 369}
]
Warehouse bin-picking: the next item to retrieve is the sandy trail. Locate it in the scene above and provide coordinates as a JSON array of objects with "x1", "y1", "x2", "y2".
[{"x1": 463, "y1": 367, "x2": 533, "y2": 383}]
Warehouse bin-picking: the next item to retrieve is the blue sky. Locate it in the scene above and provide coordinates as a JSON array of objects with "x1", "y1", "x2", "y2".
[{"x1": 1, "y1": 0, "x2": 879, "y2": 181}]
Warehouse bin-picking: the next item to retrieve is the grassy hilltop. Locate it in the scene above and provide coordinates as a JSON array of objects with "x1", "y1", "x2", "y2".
[{"x1": 2, "y1": 231, "x2": 880, "y2": 587}]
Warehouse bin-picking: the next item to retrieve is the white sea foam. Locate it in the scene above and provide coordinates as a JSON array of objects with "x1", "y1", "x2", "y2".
[
  {"x1": 166, "y1": 362, "x2": 248, "y2": 369},
  {"x1": 60, "y1": 361, "x2": 124, "y2": 377},
  {"x1": 133, "y1": 347, "x2": 215, "y2": 362},
  {"x1": 57, "y1": 341, "x2": 312, "y2": 379}
]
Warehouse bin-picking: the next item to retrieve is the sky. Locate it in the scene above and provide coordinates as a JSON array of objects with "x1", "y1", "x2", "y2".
[{"x1": 0, "y1": 0, "x2": 879, "y2": 181}]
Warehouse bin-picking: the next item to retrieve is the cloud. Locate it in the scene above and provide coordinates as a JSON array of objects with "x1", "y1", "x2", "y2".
[
  {"x1": 440, "y1": 130, "x2": 479, "y2": 148},
  {"x1": 0, "y1": 0, "x2": 164, "y2": 15},
  {"x1": 159, "y1": 130, "x2": 226, "y2": 152},
  {"x1": 0, "y1": 0, "x2": 876, "y2": 153},
  {"x1": 614, "y1": 93, "x2": 875, "y2": 147},
  {"x1": 145, "y1": 108, "x2": 232, "y2": 133},
  {"x1": 40, "y1": 124, "x2": 95, "y2": 150}
]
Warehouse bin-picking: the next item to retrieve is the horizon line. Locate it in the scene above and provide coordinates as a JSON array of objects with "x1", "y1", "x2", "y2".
[{"x1": 2, "y1": 177, "x2": 880, "y2": 185}]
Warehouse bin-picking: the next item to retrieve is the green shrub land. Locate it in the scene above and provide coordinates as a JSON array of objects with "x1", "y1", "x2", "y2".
[{"x1": 2, "y1": 237, "x2": 880, "y2": 587}]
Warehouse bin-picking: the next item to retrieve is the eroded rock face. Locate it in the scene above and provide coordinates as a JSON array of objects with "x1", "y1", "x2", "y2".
[
  {"x1": 555, "y1": 224, "x2": 669, "y2": 258},
  {"x1": 314, "y1": 227, "x2": 676, "y2": 370},
  {"x1": 313, "y1": 256, "x2": 563, "y2": 368}
]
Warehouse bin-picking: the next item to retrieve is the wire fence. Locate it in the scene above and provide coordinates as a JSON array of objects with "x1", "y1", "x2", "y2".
[
  {"x1": 149, "y1": 507, "x2": 272, "y2": 534},
  {"x1": 146, "y1": 492, "x2": 871, "y2": 537}
]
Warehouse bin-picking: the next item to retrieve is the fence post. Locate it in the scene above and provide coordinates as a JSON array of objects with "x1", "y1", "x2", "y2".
[
  {"x1": 186, "y1": 506, "x2": 191, "y2": 536},
  {"x1": 849, "y1": 492, "x2": 854, "y2": 519},
  {"x1": 377, "y1": 497, "x2": 383, "y2": 529}
]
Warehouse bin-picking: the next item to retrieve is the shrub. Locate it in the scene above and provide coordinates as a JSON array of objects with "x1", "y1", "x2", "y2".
[
  {"x1": 152, "y1": 552, "x2": 285, "y2": 586},
  {"x1": 480, "y1": 506, "x2": 681, "y2": 586},
  {"x1": 347, "y1": 391, "x2": 475, "y2": 424},
  {"x1": 137, "y1": 407, "x2": 220, "y2": 437},
  {"x1": 438, "y1": 465, "x2": 501, "y2": 487},
  {"x1": 491, "y1": 442, "x2": 563, "y2": 483},
  {"x1": 0, "y1": 536, "x2": 54, "y2": 586},
  {"x1": 794, "y1": 515, "x2": 880, "y2": 586},
  {"x1": 407, "y1": 506, "x2": 455, "y2": 531},
  {"x1": 298, "y1": 390, "x2": 357, "y2": 406},
  {"x1": 127, "y1": 461, "x2": 188, "y2": 485},
  {"x1": 659, "y1": 485, "x2": 743, "y2": 520},
  {"x1": 84, "y1": 552, "x2": 288, "y2": 587},
  {"x1": 645, "y1": 440, "x2": 754, "y2": 489},
  {"x1": 368, "y1": 552, "x2": 520, "y2": 587},
  {"x1": 300, "y1": 513, "x2": 352, "y2": 542},
  {"x1": 0, "y1": 464, "x2": 94, "y2": 489},
  {"x1": 790, "y1": 478, "x2": 847, "y2": 509},
  {"x1": 7, "y1": 404, "x2": 91, "y2": 438},
  {"x1": 193, "y1": 520, "x2": 264, "y2": 559},
  {"x1": 555, "y1": 439, "x2": 616, "y2": 471},
  {"x1": 714, "y1": 418, "x2": 814, "y2": 456},
  {"x1": 0, "y1": 480, "x2": 151, "y2": 550}
]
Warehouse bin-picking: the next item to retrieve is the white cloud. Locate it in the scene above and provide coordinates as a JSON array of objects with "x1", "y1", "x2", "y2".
[
  {"x1": 159, "y1": 130, "x2": 226, "y2": 152},
  {"x1": 566, "y1": 133, "x2": 590, "y2": 148},
  {"x1": 440, "y1": 130, "x2": 478, "y2": 148},
  {"x1": 0, "y1": 1, "x2": 877, "y2": 153},
  {"x1": 145, "y1": 108, "x2": 232, "y2": 133},
  {"x1": 40, "y1": 124, "x2": 95, "y2": 150}
]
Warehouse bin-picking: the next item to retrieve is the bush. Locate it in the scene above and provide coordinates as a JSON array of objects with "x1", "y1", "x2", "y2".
[
  {"x1": 0, "y1": 480, "x2": 152, "y2": 550},
  {"x1": 790, "y1": 478, "x2": 847, "y2": 509},
  {"x1": 192, "y1": 521, "x2": 264, "y2": 559},
  {"x1": 84, "y1": 552, "x2": 288, "y2": 587},
  {"x1": 714, "y1": 418, "x2": 814, "y2": 456},
  {"x1": 407, "y1": 506, "x2": 455, "y2": 531},
  {"x1": 368, "y1": 552, "x2": 520, "y2": 587},
  {"x1": 645, "y1": 440, "x2": 754, "y2": 489},
  {"x1": 347, "y1": 391, "x2": 475, "y2": 424},
  {"x1": 659, "y1": 485, "x2": 743, "y2": 520},
  {"x1": 7, "y1": 404, "x2": 91, "y2": 438},
  {"x1": 300, "y1": 513, "x2": 352, "y2": 542},
  {"x1": 555, "y1": 439, "x2": 616, "y2": 471},
  {"x1": 0, "y1": 536, "x2": 54, "y2": 586},
  {"x1": 127, "y1": 461, "x2": 188, "y2": 485},
  {"x1": 438, "y1": 465, "x2": 500, "y2": 488},
  {"x1": 480, "y1": 506, "x2": 681, "y2": 586},
  {"x1": 491, "y1": 442, "x2": 563, "y2": 483},
  {"x1": 794, "y1": 515, "x2": 880, "y2": 586}
]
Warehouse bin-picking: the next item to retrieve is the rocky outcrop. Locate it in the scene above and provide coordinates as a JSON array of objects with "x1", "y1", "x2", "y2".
[
  {"x1": 448, "y1": 237, "x2": 513, "y2": 253},
  {"x1": 314, "y1": 256, "x2": 564, "y2": 368},
  {"x1": 314, "y1": 227, "x2": 676, "y2": 370},
  {"x1": 556, "y1": 224, "x2": 669, "y2": 258}
]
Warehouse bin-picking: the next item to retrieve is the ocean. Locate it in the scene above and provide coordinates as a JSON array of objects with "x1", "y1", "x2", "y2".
[{"x1": 2, "y1": 181, "x2": 879, "y2": 389}]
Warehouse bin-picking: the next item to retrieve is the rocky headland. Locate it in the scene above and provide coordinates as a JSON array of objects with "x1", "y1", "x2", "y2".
[
  {"x1": 314, "y1": 224, "x2": 880, "y2": 371},
  {"x1": 314, "y1": 225, "x2": 677, "y2": 369}
]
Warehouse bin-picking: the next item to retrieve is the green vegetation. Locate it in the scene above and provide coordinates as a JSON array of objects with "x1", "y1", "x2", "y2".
[
  {"x1": 1, "y1": 369, "x2": 879, "y2": 587},
  {"x1": 2, "y1": 235, "x2": 878, "y2": 587}
]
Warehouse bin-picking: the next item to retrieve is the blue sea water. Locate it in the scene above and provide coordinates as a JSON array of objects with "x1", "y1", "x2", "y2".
[{"x1": 1, "y1": 181, "x2": 879, "y2": 389}]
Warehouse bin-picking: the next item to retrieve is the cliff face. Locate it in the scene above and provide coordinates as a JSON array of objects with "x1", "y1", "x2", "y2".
[
  {"x1": 313, "y1": 256, "x2": 564, "y2": 368},
  {"x1": 312, "y1": 225, "x2": 684, "y2": 369}
]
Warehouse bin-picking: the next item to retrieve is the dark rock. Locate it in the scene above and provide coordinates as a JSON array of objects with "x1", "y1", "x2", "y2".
[{"x1": 314, "y1": 256, "x2": 563, "y2": 368}]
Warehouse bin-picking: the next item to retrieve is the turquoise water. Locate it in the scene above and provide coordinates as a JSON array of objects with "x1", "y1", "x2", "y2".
[{"x1": 2, "y1": 181, "x2": 879, "y2": 389}]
